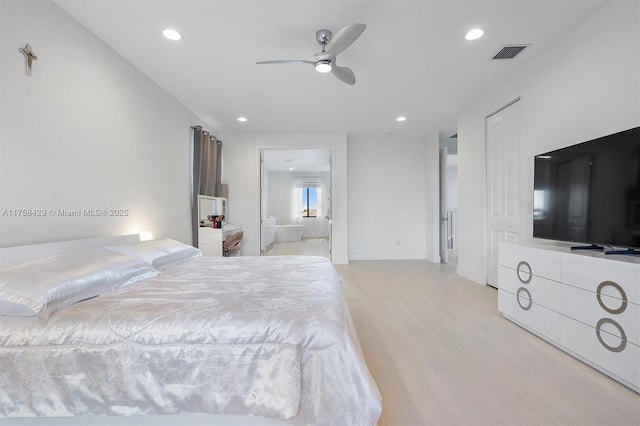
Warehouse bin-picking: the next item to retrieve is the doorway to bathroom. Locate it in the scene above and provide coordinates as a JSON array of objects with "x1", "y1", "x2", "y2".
[{"x1": 260, "y1": 148, "x2": 331, "y2": 259}]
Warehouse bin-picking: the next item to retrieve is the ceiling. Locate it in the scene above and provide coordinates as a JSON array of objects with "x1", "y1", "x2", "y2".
[
  {"x1": 52, "y1": 0, "x2": 607, "y2": 140},
  {"x1": 263, "y1": 149, "x2": 330, "y2": 173}
]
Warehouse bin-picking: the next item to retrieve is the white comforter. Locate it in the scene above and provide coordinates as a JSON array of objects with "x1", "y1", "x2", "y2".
[{"x1": 0, "y1": 256, "x2": 381, "y2": 425}]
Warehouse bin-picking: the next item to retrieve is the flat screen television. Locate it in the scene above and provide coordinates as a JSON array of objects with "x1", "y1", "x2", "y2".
[{"x1": 533, "y1": 126, "x2": 640, "y2": 251}]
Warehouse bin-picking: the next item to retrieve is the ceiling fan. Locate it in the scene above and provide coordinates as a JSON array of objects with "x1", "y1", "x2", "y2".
[{"x1": 256, "y1": 23, "x2": 366, "y2": 85}]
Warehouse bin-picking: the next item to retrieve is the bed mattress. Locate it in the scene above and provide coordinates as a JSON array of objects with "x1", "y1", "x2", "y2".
[{"x1": 0, "y1": 255, "x2": 381, "y2": 425}]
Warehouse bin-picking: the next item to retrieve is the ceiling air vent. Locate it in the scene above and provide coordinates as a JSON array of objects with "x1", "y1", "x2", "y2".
[{"x1": 492, "y1": 44, "x2": 529, "y2": 60}]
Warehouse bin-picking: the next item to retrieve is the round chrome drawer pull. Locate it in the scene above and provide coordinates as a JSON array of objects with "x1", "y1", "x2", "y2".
[
  {"x1": 596, "y1": 281, "x2": 627, "y2": 315},
  {"x1": 516, "y1": 261, "x2": 532, "y2": 284},
  {"x1": 516, "y1": 287, "x2": 532, "y2": 311},
  {"x1": 595, "y1": 318, "x2": 627, "y2": 353}
]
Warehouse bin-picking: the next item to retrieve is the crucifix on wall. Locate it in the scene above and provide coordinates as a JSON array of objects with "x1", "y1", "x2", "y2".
[{"x1": 19, "y1": 43, "x2": 38, "y2": 76}]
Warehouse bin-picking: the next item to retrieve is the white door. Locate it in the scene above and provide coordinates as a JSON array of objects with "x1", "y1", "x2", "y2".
[
  {"x1": 486, "y1": 100, "x2": 521, "y2": 287},
  {"x1": 439, "y1": 147, "x2": 448, "y2": 263}
]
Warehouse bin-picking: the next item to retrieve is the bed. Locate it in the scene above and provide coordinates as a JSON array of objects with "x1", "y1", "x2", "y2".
[{"x1": 0, "y1": 235, "x2": 381, "y2": 425}]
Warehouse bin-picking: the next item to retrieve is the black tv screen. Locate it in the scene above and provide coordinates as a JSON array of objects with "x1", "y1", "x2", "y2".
[{"x1": 533, "y1": 126, "x2": 640, "y2": 249}]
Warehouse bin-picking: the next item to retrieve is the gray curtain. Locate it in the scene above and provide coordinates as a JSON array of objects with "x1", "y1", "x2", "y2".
[{"x1": 191, "y1": 126, "x2": 223, "y2": 246}]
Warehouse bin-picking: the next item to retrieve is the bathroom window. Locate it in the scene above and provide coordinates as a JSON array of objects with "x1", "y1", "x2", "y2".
[{"x1": 302, "y1": 187, "x2": 317, "y2": 217}]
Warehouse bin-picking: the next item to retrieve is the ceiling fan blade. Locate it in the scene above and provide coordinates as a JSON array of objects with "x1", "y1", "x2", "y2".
[
  {"x1": 327, "y1": 23, "x2": 366, "y2": 57},
  {"x1": 256, "y1": 60, "x2": 313, "y2": 65},
  {"x1": 332, "y1": 65, "x2": 356, "y2": 85}
]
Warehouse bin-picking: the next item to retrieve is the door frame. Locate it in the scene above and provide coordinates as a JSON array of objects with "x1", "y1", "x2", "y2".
[{"x1": 259, "y1": 147, "x2": 333, "y2": 260}]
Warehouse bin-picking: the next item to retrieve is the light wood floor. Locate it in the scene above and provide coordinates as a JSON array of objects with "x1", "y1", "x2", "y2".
[
  {"x1": 336, "y1": 260, "x2": 640, "y2": 426},
  {"x1": 264, "y1": 238, "x2": 330, "y2": 258}
]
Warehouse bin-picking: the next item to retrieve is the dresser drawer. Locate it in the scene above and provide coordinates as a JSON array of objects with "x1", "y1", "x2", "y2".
[
  {"x1": 560, "y1": 315, "x2": 640, "y2": 389},
  {"x1": 499, "y1": 289, "x2": 560, "y2": 343},
  {"x1": 499, "y1": 265, "x2": 561, "y2": 312},
  {"x1": 561, "y1": 284, "x2": 639, "y2": 346},
  {"x1": 499, "y1": 243, "x2": 561, "y2": 282},
  {"x1": 562, "y1": 254, "x2": 639, "y2": 306}
]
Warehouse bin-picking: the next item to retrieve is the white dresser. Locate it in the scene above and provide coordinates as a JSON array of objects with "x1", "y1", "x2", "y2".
[{"x1": 498, "y1": 242, "x2": 640, "y2": 393}]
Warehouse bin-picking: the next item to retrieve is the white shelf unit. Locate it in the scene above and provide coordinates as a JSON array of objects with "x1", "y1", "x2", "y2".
[{"x1": 498, "y1": 242, "x2": 640, "y2": 393}]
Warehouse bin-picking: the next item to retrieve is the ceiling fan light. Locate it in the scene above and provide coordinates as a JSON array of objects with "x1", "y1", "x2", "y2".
[{"x1": 315, "y1": 60, "x2": 332, "y2": 73}]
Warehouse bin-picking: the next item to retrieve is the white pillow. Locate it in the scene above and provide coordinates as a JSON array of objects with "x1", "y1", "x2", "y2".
[
  {"x1": 0, "y1": 248, "x2": 158, "y2": 320},
  {"x1": 104, "y1": 238, "x2": 201, "y2": 271}
]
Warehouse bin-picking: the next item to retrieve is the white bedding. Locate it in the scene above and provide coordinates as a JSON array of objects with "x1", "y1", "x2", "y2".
[{"x1": 0, "y1": 255, "x2": 381, "y2": 425}]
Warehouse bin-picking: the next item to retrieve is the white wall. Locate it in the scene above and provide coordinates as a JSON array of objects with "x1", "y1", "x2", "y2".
[
  {"x1": 457, "y1": 1, "x2": 640, "y2": 284},
  {"x1": 222, "y1": 133, "x2": 348, "y2": 263},
  {"x1": 447, "y1": 155, "x2": 458, "y2": 212},
  {"x1": 348, "y1": 137, "x2": 429, "y2": 260},
  {"x1": 425, "y1": 133, "x2": 441, "y2": 263},
  {"x1": 0, "y1": 0, "x2": 213, "y2": 248},
  {"x1": 227, "y1": 133, "x2": 435, "y2": 262},
  {"x1": 266, "y1": 172, "x2": 290, "y2": 223}
]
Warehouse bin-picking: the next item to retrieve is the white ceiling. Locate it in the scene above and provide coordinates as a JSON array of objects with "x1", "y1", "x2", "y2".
[
  {"x1": 52, "y1": 0, "x2": 607, "y2": 140},
  {"x1": 263, "y1": 149, "x2": 331, "y2": 173}
]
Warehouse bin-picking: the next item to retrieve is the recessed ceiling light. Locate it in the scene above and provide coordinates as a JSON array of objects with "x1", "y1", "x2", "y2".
[
  {"x1": 289, "y1": 167, "x2": 294, "y2": 171},
  {"x1": 237, "y1": 117, "x2": 247, "y2": 122},
  {"x1": 162, "y1": 28, "x2": 182, "y2": 41},
  {"x1": 465, "y1": 28, "x2": 484, "y2": 41},
  {"x1": 396, "y1": 116, "x2": 407, "y2": 122}
]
